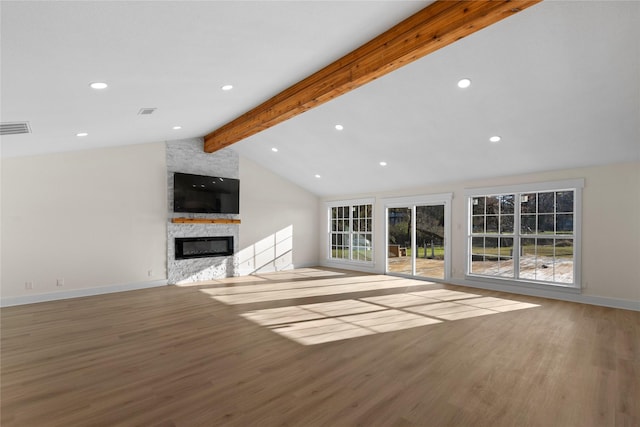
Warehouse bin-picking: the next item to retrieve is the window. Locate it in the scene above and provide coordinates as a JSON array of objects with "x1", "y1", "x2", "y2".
[
  {"x1": 328, "y1": 200, "x2": 373, "y2": 263},
  {"x1": 470, "y1": 195, "x2": 515, "y2": 278},
  {"x1": 466, "y1": 180, "x2": 583, "y2": 288}
]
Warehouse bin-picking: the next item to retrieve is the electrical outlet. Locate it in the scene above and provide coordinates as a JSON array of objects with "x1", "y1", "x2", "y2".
[
  {"x1": 25, "y1": 281, "x2": 33, "y2": 290},
  {"x1": 147, "y1": 269, "x2": 153, "y2": 277},
  {"x1": 56, "y1": 278, "x2": 64, "y2": 287}
]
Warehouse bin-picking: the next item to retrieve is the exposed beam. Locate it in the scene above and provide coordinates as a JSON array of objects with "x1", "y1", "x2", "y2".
[{"x1": 204, "y1": 0, "x2": 542, "y2": 153}]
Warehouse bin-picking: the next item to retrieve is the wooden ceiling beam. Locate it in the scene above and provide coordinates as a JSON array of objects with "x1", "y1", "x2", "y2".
[{"x1": 204, "y1": 0, "x2": 542, "y2": 153}]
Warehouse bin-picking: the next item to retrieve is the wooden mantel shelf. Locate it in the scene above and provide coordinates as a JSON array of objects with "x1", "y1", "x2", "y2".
[{"x1": 171, "y1": 218, "x2": 241, "y2": 224}]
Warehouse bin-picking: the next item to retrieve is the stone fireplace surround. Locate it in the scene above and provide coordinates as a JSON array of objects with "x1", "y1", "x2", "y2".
[{"x1": 166, "y1": 138, "x2": 239, "y2": 284}]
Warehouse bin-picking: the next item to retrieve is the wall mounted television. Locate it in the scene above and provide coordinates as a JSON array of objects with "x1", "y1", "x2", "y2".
[{"x1": 173, "y1": 172, "x2": 240, "y2": 214}]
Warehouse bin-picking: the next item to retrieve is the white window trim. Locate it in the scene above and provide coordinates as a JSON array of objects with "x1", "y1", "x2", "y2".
[
  {"x1": 464, "y1": 179, "x2": 585, "y2": 197},
  {"x1": 464, "y1": 179, "x2": 583, "y2": 290},
  {"x1": 326, "y1": 198, "x2": 375, "y2": 266}
]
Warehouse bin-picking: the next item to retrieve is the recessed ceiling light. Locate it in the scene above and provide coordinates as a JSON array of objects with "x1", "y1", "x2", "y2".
[
  {"x1": 314, "y1": 174, "x2": 321, "y2": 179},
  {"x1": 76, "y1": 132, "x2": 88, "y2": 137},
  {"x1": 334, "y1": 124, "x2": 344, "y2": 131},
  {"x1": 89, "y1": 82, "x2": 108, "y2": 90},
  {"x1": 489, "y1": 135, "x2": 502, "y2": 143},
  {"x1": 172, "y1": 126, "x2": 182, "y2": 130},
  {"x1": 457, "y1": 78, "x2": 471, "y2": 89},
  {"x1": 379, "y1": 161, "x2": 387, "y2": 166},
  {"x1": 221, "y1": 84, "x2": 233, "y2": 91},
  {"x1": 271, "y1": 147, "x2": 278, "y2": 152}
]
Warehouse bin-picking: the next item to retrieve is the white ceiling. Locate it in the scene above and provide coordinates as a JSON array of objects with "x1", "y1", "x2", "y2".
[{"x1": 1, "y1": 1, "x2": 638, "y2": 197}]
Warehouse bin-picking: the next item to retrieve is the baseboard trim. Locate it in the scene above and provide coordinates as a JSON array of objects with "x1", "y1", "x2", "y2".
[
  {"x1": 448, "y1": 278, "x2": 640, "y2": 312},
  {"x1": 0, "y1": 280, "x2": 168, "y2": 307}
]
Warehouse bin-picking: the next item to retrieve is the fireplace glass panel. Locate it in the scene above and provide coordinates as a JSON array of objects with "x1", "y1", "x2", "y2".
[{"x1": 175, "y1": 236, "x2": 234, "y2": 260}]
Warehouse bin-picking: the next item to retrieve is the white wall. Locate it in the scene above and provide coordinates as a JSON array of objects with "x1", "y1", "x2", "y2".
[
  {"x1": 320, "y1": 162, "x2": 640, "y2": 308},
  {"x1": 1, "y1": 143, "x2": 169, "y2": 304},
  {"x1": 238, "y1": 156, "x2": 319, "y2": 274},
  {"x1": 0, "y1": 144, "x2": 321, "y2": 305}
]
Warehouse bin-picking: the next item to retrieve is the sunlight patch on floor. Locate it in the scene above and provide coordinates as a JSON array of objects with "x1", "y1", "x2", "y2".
[
  {"x1": 204, "y1": 277, "x2": 433, "y2": 305},
  {"x1": 259, "y1": 309, "x2": 441, "y2": 346},
  {"x1": 242, "y1": 291, "x2": 540, "y2": 345},
  {"x1": 176, "y1": 268, "x2": 348, "y2": 287},
  {"x1": 408, "y1": 289, "x2": 481, "y2": 301},
  {"x1": 339, "y1": 310, "x2": 442, "y2": 333},
  {"x1": 272, "y1": 318, "x2": 376, "y2": 345},
  {"x1": 241, "y1": 300, "x2": 386, "y2": 326},
  {"x1": 175, "y1": 275, "x2": 270, "y2": 287},
  {"x1": 406, "y1": 302, "x2": 495, "y2": 320}
]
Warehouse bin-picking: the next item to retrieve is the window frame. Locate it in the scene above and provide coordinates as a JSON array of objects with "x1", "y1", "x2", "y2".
[
  {"x1": 464, "y1": 179, "x2": 583, "y2": 289},
  {"x1": 326, "y1": 198, "x2": 375, "y2": 266}
]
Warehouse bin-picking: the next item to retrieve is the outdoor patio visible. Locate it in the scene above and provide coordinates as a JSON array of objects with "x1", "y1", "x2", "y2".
[{"x1": 387, "y1": 257, "x2": 444, "y2": 279}]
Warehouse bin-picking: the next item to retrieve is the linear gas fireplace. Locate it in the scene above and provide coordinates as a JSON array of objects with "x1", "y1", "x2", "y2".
[{"x1": 175, "y1": 236, "x2": 234, "y2": 260}]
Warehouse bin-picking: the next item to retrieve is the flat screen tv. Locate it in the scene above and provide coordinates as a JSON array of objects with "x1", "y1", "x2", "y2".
[{"x1": 173, "y1": 172, "x2": 240, "y2": 214}]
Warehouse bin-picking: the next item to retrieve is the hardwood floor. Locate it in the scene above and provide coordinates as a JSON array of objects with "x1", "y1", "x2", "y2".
[{"x1": 1, "y1": 268, "x2": 638, "y2": 426}]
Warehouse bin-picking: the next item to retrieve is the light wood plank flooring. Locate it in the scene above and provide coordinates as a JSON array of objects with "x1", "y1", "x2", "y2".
[{"x1": 1, "y1": 268, "x2": 638, "y2": 426}]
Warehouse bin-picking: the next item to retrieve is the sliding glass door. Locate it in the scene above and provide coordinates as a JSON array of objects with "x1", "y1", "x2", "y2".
[
  {"x1": 415, "y1": 205, "x2": 445, "y2": 279},
  {"x1": 387, "y1": 207, "x2": 413, "y2": 276},
  {"x1": 386, "y1": 195, "x2": 451, "y2": 281}
]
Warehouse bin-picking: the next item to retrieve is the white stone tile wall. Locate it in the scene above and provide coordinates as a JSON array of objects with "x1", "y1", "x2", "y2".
[{"x1": 166, "y1": 138, "x2": 240, "y2": 284}]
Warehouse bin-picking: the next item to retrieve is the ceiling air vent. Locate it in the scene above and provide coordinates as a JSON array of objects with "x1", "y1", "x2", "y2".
[
  {"x1": 1, "y1": 121, "x2": 31, "y2": 135},
  {"x1": 138, "y1": 108, "x2": 157, "y2": 115}
]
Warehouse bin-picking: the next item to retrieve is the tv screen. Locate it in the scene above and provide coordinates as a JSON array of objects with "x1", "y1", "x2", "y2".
[{"x1": 173, "y1": 172, "x2": 239, "y2": 214}]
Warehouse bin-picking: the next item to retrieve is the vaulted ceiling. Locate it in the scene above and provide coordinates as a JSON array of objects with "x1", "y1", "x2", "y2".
[{"x1": 1, "y1": 1, "x2": 638, "y2": 196}]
